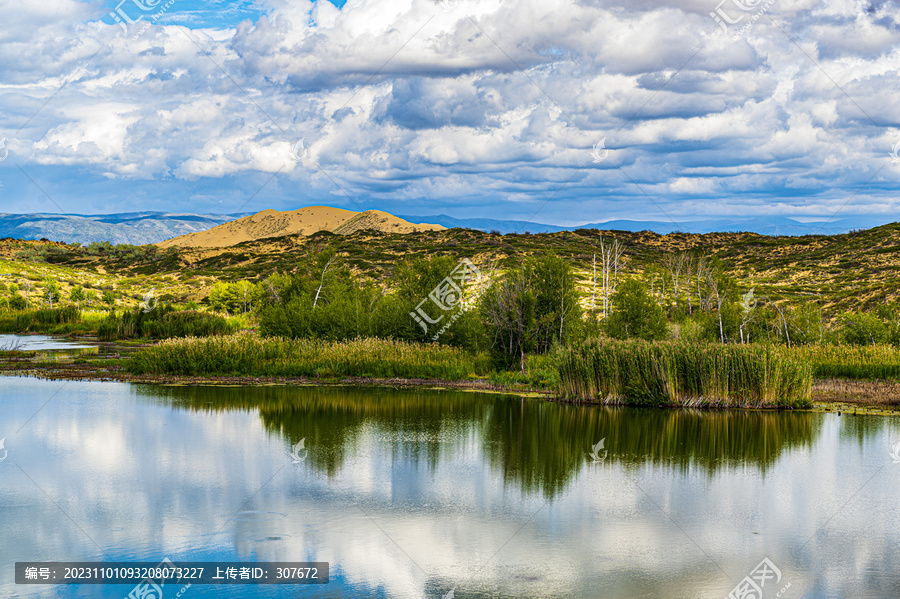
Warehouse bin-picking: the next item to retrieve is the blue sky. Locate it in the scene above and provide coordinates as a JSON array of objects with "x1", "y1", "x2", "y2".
[{"x1": 0, "y1": 0, "x2": 898, "y2": 226}]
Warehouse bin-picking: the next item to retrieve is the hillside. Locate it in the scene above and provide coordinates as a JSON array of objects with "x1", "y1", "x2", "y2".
[
  {"x1": 156, "y1": 207, "x2": 445, "y2": 248},
  {"x1": 4, "y1": 221, "x2": 900, "y2": 318}
]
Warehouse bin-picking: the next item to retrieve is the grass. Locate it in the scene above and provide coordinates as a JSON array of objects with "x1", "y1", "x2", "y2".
[
  {"x1": 97, "y1": 308, "x2": 234, "y2": 341},
  {"x1": 126, "y1": 333, "x2": 493, "y2": 380},
  {"x1": 488, "y1": 353, "x2": 559, "y2": 390},
  {"x1": 790, "y1": 344, "x2": 900, "y2": 380},
  {"x1": 555, "y1": 338, "x2": 812, "y2": 407},
  {"x1": 0, "y1": 307, "x2": 87, "y2": 333}
]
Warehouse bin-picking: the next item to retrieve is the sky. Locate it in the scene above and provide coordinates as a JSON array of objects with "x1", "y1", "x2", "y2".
[{"x1": 0, "y1": 0, "x2": 898, "y2": 226}]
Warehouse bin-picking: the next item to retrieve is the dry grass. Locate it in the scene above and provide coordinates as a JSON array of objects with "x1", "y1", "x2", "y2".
[{"x1": 813, "y1": 378, "x2": 900, "y2": 405}]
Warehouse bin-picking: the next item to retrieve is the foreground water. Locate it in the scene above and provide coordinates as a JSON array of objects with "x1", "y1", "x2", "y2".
[{"x1": 1, "y1": 377, "x2": 900, "y2": 598}]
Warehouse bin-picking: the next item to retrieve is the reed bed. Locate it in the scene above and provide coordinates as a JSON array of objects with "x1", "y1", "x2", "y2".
[
  {"x1": 0, "y1": 306, "x2": 82, "y2": 333},
  {"x1": 555, "y1": 339, "x2": 812, "y2": 407},
  {"x1": 790, "y1": 344, "x2": 900, "y2": 380},
  {"x1": 127, "y1": 333, "x2": 492, "y2": 380},
  {"x1": 98, "y1": 308, "x2": 233, "y2": 341}
]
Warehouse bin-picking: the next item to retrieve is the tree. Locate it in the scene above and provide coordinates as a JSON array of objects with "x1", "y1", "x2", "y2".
[
  {"x1": 209, "y1": 281, "x2": 261, "y2": 314},
  {"x1": 738, "y1": 288, "x2": 756, "y2": 344},
  {"x1": 528, "y1": 253, "x2": 581, "y2": 352},
  {"x1": 9, "y1": 293, "x2": 26, "y2": 310},
  {"x1": 70, "y1": 286, "x2": 85, "y2": 305},
  {"x1": 480, "y1": 253, "x2": 581, "y2": 369},
  {"x1": 480, "y1": 268, "x2": 535, "y2": 369},
  {"x1": 603, "y1": 277, "x2": 668, "y2": 341},
  {"x1": 44, "y1": 279, "x2": 60, "y2": 309},
  {"x1": 597, "y1": 236, "x2": 624, "y2": 318}
]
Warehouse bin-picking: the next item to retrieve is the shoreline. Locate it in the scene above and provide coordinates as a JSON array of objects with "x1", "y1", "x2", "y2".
[{"x1": 3, "y1": 360, "x2": 899, "y2": 414}]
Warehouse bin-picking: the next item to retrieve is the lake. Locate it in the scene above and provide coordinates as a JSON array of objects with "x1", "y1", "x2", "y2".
[{"x1": 1, "y1": 376, "x2": 899, "y2": 598}]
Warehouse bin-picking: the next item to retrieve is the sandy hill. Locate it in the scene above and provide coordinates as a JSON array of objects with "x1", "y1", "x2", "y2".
[{"x1": 156, "y1": 207, "x2": 444, "y2": 248}]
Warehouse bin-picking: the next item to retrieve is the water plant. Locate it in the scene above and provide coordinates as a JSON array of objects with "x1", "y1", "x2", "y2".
[
  {"x1": 555, "y1": 338, "x2": 812, "y2": 407},
  {"x1": 127, "y1": 333, "x2": 492, "y2": 380}
]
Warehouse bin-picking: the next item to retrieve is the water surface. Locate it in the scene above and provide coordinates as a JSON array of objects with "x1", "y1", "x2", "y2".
[{"x1": 1, "y1": 378, "x2": 899, "y2": 598}]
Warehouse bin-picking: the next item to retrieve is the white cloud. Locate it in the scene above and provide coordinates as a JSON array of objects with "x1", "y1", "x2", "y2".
[{"x1": 0, "y1": 0, "x2": 897, "y2": 220}]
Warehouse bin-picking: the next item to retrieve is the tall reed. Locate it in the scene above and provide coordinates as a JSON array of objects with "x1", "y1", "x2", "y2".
[
  {"x1": 555, "y1": 339, "x2": 812, "y2": 407},
  {"x1": 127, "y1": 333, "x2": 492, "y2": 380},
  {"x1": 790, "y1": 344, "x2": 900, "y2": 380}
]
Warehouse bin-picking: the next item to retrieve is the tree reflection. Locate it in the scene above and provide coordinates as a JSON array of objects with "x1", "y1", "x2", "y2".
[{"x1": 142, "y1": 385, "x2": 824, "y2": 499}]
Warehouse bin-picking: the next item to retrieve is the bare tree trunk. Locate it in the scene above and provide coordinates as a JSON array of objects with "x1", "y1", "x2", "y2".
[
  {"x1": 685, "y1": 255, "x2": 693, "y2": 316},
  {"x1": 313, "y1": 255, "x2": 338, "y2": 309},
  {"x1": 696, "y1": 256, "x2": 706, "y2": 312},
  {"x1": 717, "y1": 290, "x2": 724, "y2": 343},
  {"x1": 773, "y1": 303, "x2": 791, "y2": 347}
]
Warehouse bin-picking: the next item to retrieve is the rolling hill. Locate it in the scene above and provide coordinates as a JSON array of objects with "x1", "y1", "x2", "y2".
[{"x1": 156, "y1": 207, "x2": 445, "y2": 248}]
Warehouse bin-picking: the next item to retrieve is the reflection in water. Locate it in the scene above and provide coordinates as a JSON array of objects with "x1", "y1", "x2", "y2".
[
  {"x1": 0, "y1": 334, "x2": 95, "y2": 351},
  {"x1": 144, "y1": 385, "x2": 822, "y2": 498},
  {"x1": 3, "y1": 378, "x2": 900, "y2": 598}
]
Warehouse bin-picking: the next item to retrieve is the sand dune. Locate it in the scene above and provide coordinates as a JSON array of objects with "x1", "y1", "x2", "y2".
[{"x1": 156, "y1": 207, "x2": 444, "y2": 248}]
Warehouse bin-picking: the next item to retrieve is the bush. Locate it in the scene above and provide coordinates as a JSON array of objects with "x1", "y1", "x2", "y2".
[{"x1": 603, "y1": 278, "x2": 669, "y2": 341}]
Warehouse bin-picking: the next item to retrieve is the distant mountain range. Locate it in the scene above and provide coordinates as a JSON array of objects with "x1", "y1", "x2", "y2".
[
  {"x1": 0, "y1": 212, "x2": 250, "y2": 245},
  {"x1": 0, "y1": 210, "x2": 893, "y2": 245},
  {"x1": 397, "y1": 214, "x2": 895, "y2": 236}
]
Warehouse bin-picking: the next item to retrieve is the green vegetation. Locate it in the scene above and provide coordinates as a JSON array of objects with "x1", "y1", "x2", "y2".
[
  {"x1": 6, "y1": 222, "x2": 900, "y2": 406},
  {"x1": 791, "y1": 345, "x2": 900, "y2": 380},
  {"x1": 602, "y1": 278, "x2": 668, "y2": 341},
  {"x1": 556, "y1": 339, "x2": 812, "y2": 407},
  {"x1": 97, "y1": 306, "x2": 235, "y2": 341},
  {"x1": 0, "y1": 306, "x2": 83, "y2": 333},
  {"x1": 127, "y1": 334, "x2": 492, "y2": 380}
]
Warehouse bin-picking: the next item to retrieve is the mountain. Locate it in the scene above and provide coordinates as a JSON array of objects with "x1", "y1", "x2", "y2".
[
  {"x1": 0, "y1": 212, "x2": 250, "y2": 245},
  {"x1": 1, "y1": 209, "x2": 892, "y2": 246},
  {"x1": 156, "y1": 207, "x2": 445, "y2": 248},
  {"x1": 397, "y1": 214, "x2": 893, "y2": 236}
]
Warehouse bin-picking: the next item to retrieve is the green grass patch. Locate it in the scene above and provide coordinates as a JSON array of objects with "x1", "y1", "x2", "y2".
[
  {"x1": 98, "y1": 307, "x2": 234, "y2": 341},
  {"x1": 555, "y1": 339, "x2": 812, "y2": 407},
  {"x1": 791, "y1": 344, "x2": 900, "y2": 380},
  {"x1": 126, "y1": 333, "x2": 492, "y2": 380}
]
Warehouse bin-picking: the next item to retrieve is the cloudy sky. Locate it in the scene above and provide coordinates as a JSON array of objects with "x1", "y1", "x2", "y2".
[{"x1": 0, "y1": 0, "x2": 898, "y2": 226}]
